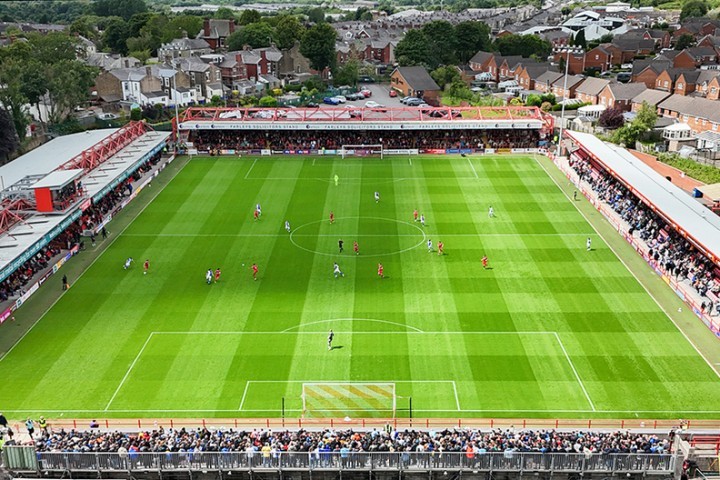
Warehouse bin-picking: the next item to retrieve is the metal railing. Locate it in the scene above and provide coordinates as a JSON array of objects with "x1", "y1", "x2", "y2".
[{"x1": 4, "y1": 448, "x2": 676, "y2": 474}]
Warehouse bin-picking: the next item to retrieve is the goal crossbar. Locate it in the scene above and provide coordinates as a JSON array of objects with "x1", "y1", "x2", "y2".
[{"x1": 340, "y1": 144, "x2": 384, "y2": 159}]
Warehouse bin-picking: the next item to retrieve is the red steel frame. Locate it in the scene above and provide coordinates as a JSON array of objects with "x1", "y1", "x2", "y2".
[
  {"x1": 0, "y1": 198, "x2": 37, "y2": 237},
  {"x1": 180, "y1": 106, "x2": 553, "y2": 134},
  {"x1": 58, "y1": 121, "x2": 151, "y2": 173}
]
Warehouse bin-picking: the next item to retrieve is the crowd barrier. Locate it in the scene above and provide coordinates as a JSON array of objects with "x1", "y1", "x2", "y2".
[
  {"x1": 554, "y1": 156, "x2": 720, "y2": 338},
  {"x1": 3, "y1": 448, "x2": 676, "y2": 474},
  {"x1": 184, "y1": 148, "x2": 541, "y2": 156}
]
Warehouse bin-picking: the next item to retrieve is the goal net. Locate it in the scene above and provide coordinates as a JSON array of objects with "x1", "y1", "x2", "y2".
[
  {"x1": 302, "y1": 382, "x2": 396, "y2": 417},
  {"x1": 340, "y1": 144, "x2": 384, "y2": 159}
]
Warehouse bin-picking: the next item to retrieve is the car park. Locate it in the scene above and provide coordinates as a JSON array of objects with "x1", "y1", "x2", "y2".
[
  {"x1": 360, "y1": 89, "x2": 372, "y2": 97},
  {"x1": 323, "y1": 96, "x2": 341, "y2": 105}
]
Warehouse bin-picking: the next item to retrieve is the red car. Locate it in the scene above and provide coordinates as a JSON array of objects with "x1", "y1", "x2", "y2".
[
  {"x1": 389, "y1": 90, "x2": 397, "y2": 98},
  {"x1": 360, "y1": 89, "x2": 372, "y2": 98}
]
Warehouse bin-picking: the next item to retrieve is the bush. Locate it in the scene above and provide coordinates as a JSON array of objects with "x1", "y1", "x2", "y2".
[
  {"x1": 130, "y1": 108, "x2": 142, "y2": 121},
  {"x1": 657, "y1": 153, "x2": 720, "y2": 184}
]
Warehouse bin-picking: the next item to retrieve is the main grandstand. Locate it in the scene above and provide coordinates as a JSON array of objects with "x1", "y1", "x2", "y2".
[{"x1": 1, "y1": 106, "x2": 719, "y2": 480}]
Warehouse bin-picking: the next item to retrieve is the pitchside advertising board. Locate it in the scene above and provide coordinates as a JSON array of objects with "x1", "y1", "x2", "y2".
[
  {"x1": 178, "y1": 121, "x2": 543, "y2": 130},
  {"x1": 188, "y1": 148, "x2": 539, "y2": 156}
]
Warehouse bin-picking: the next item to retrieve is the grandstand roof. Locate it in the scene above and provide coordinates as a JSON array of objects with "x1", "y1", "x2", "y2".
[
  {"x1": 0, "y1": 129, "x2": 171, "y2": 283},
  {"x1": 0, "y1": 130, "x2": 117, "y2": 192},
  {"x1": 32, "y1": 169, "x2": 85, "y2": 189},
  {"x1": 568, "y1": 131, "x2": 720, "y2": 263}
]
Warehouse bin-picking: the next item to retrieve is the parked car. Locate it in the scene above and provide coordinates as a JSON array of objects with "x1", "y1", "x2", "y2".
[
  {"x1": 334, "y1": 95, "x2": 347, "y2": 103},
  {"x1": 323, "y1": 96, "x2": 341, "y2": 105},
  {"x1": 364, "y1": 101, "x2": 386, "y2": 111},
  {"x1": 360, "y1": 89, "x2": 372, "y2": 97},
  {"x1": 406, "y1": 98, "x2": 424, "y2": 106},
  {"x1": 389, "y1": 90, "x2": 398, "y2": 98},
  {"x1": 344, "y1": 105, "x2": 362, "y2": 117},
  {"x1": 359, "y1": 75, "x2": 375, "y2": 83},
  {"x1": 306, "y1": 102, "x2": 319, "y2": 108}
]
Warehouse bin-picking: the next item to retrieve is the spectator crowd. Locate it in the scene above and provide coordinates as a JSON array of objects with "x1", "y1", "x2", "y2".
[
  {"x1": 27, "y1": 426, "x2": 672, "y2": 455},
  {"x1": 569, "y1": 154, "x2": 720, "y2": 315},
  {"x1": 190, "y1": 130, "x2": 541, "y2": 153}
]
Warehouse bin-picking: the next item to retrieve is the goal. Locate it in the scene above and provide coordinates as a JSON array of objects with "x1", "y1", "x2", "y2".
[
  {"x1": 302, "y1": 382, "x2": 396, "y2": 417},
  {"x1": 340, "y1": 144, "x2": 384, "y2": 159}
]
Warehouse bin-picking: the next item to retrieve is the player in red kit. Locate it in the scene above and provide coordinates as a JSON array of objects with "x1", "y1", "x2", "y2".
[
  {"x1": 251, "y1": 263, "x2": 258, "y2": 280},
  {"x1": 437, "y1": 241, "x2": 444, "y2": 256},
  {"x1": 329, "y1": 211, "x2": 335, "y2": 224},
  {"x1": 377, "y1": 263, "x2": 384, "y2": 278},
  {"x1": 143, "y1": 259, "x2": 149, "y2": 275},
  {"x1": 214, "y1": 268, "x2": 221, "y2": 283},
  {"x1": 353, "y1": 241, "x2": 359, "y2": 255},
  {"x1": 482, "y1": 255, "x2": 489, "y2": 269},
  {"x1": 253, "y1": 209, "x2": 259, "y2": 221},
  {"x1": 413, "y1": 209, "x2": 418, "y2": 222}
]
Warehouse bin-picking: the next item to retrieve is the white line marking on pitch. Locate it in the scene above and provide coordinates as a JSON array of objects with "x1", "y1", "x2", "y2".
[
  {"x1": 105, "y1": 333, "x2": 155, "y2": 411},
  {"x1": 281, "y1": 318, "x2": 424, "y2": 333},
  {"x1": 553, "y1": 332, "x2": 595, "y2": 411},
  {"x1": 452, "y1": 381, "x2": 461, "y2": 411},
  {"x1": 238, "y1": 381, "x2": 250, "y2": 411},
  {"x1": 11, "y1": 408, "x2": 720, "y2": 414},
  {"x1": 150, "y1": 331, "x2": 558, "y2": 335},
  {"x1": 123, "y1": 232, "x2": 595, "y2": 238},
  {"x1": 468, "y1": 158, "x2": 478, "y2": 178},
  {"x1": 409, "y1": 158, "x2": 412, "y2": 166},
  {"x1": 244, "y1": 159, "x2": 258, "y2": 179},
  {"x1": 0, "y1": 159, "x2": 188, "y2": 364},
  {"x1": 533, "y1": 154, "x2": 720, "y2": 380}
]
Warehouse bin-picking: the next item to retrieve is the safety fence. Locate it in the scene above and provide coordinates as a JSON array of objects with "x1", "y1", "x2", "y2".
[{"x1": 3, "y1": 448, "x2": 676, "y2": 474}]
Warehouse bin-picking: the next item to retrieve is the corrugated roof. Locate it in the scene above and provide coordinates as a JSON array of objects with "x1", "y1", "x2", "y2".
[{"x1": 568, "y1": 131, "x2": 720, "y2": 262}]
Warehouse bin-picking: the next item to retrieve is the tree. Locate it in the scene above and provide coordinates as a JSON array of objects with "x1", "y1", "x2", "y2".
[
  {"x1": 228, "y1": 22, "x2": 275, "y2": 50},
  {"x1": 598, "y1": 107, "x2": 624, "y2": 128},
  {"x1": 675, "y1": 33, "x2": 696, "y2": 50},
  {"x1": 525, "y1": 93, "x2": 542, "y2": 107},
  {"x1": 680, "y1": 0, "x2": 708, "y2": 20},
  {"x1": 239, "y1": 9, "x2": 261, "y2": 25},
  {"x1": 129, "y1": 49, "x2": 151, "y2": 64},
  {"x1": 46, "y1": 60, "x2": 97, "y2": 124},
  {"x1": 494, "y1": 34, "x2": 552, "y2": 59},
  {"x1": 163, "y1": 15, "x2": 204, "y2": 43},
  {"x1": 573, "y1": 29, "x2": 587, "y2": 49},
  {"x1": 611, "y1": 101, "x2": 657, "y2": 146},
  {"x1": 0, "y1": 58, "x2": 29, "y2": 139},
  {"x1": 421, "y1": 20, "x2": 457, "y2": 68},
  {"x1": 130, "y1": 108, "x2": 142, "y2": 121},
  {"x1": 275, "y1": 15, "x2": 305, "y2": 50},
  {"x1": 395, "y1": 29, "x2": 430, "y2": 66},
  {"x1": 307, "y1": 7, "x2": 326, "y2": 23},
  {"x1": 431, "y1": 65, "x2": 461, "y2": 89},
  {"x1": 94, "y1": 0, "x2": 147, "y2": 21},
  {"x1": 214, "y1": 7, "x2": 237, "y2": 20},
  {"x1": 259, "y1": 95, "x2": 278, "y2": 107},
  {"x1": 0, "y1": 108, "x2": 20, "y2": 162},
  {"x1": 333, "y1": 59, "x2": 359, "y2": 86},
  {"x1": 102, "y1": 17, "x2": 130, "y2": 54},
  {"x1": 70, "y1": 15, "x2": 101, "y2": 41},
  {"x1": 454, "y1": 21, "x2": 491, "y2": 64},
  {"x1": 300, "y1": 22, "x2": 336, "y2": 71},
  {"x1": 634, "y1": 101, "x2": 658, "y2": 130}
]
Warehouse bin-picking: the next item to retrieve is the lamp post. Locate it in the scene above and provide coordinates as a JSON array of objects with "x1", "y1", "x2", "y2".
[{"x1": 556, "y1": 45, "x2": 571, "y2": 157}]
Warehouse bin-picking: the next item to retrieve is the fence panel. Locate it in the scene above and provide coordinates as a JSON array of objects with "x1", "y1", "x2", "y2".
[{"x1": 14, "y1": 449, "x2": 676, "y2": 474}]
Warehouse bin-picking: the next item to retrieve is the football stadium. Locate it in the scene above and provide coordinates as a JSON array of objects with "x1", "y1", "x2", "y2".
[{"x1": 0, "y1": 106, "x2": 718, "y2": 478}]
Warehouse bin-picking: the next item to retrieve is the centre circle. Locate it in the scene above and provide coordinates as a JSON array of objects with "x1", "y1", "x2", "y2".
[{"x1": 289, "y1": 216, "x2": 426, "y2": 257}]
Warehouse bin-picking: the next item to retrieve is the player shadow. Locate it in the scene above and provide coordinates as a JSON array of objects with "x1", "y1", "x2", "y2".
[
  {"x1": 330, "y1": 345, "x2": 344, "y2": 350},
  {"x1": 483, "y1": 267, "x2": 494, "y2": 270}
]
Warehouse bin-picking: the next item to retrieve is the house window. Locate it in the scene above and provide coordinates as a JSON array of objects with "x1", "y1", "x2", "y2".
[
  {"x1": 703, "y1": 119, "x2": 707, "y2": 125},
  {"x1": 677, "y1": 83, "x2": 683, "y2": 89},
  {"x1": 663, "y1": 81, "x2": 668, "y2": 87},
  {"x1": 595, "y1": 55, "x2": 599, "y2": 59},
  {"x1": 714, "y1": 124, "x2": 718, "y2": 131}
]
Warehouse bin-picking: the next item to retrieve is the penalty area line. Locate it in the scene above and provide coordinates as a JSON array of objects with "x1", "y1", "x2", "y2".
[
  {"x1": 244, "y1": 159, "x2": 258, "y2": 179},
  {"x1": 104, "y1": 333, "x2": 155, "y2": 411}
]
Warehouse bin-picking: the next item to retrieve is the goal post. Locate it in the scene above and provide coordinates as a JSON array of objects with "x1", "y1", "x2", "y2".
[
  {"x1": 340, "y1": 144, "x2": 384, "y2": 159},
  {"x1": 302, "y1": 382, "x2": 396, "y2": 417}
]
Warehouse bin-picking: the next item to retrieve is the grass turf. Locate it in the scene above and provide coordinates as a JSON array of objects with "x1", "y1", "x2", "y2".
[{"x1": 0, "y1": 154, "x2": 718, "y2": 419}]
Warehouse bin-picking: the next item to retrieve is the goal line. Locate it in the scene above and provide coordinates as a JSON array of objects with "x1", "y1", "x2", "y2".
[{"x1": 302, "y1": 382, "x2": 396, "y2": 417}]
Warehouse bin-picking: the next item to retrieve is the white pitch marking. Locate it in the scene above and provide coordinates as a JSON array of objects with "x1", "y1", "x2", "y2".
[
  {"x1": 281, "y1": 318, "x2": 424, "y2": 333},
  {"x1": 105, "y1": 333, "x2": 155, "y2": 411},
  {"x1": 0, "y1": 158, "x2": 188, "y2": 364},
  {"x1": 553, "y1": 332, "x2": 595, "y2": 412},
  {"x1": 123, "y1": 232, "x2": 595, "y2": 238},
  {"x1": 8, "y1": 408, "x2": 720, "y2": 414},
  {"x1": 238, "y1": 381, "x2": 250, "y2": 411},
  {"x1": 452, "y1": 381, "x2": 461, "y2": 411},
  {"x1": 533, "y1": 154, "x2": 720, "y2": 380},
  {"x1": 244, "y1": 158, "x2": 258, "y2": 179},
  {"x1": 468, "y1": 158, "x2": 479, "y2": 178}
]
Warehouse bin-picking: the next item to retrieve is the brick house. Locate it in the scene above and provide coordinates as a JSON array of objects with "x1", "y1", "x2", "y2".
[
  {"x1": 574, "y1": 77, "x2": 610, "y2": 104},
  {"x1": 498, "y1": 56, "x2": 525, "y2": 79},
  {"x1": 654, "y1": 68, "x2": 690, "y2": 92},
  {"x1": 551, "y1": 74, "x2": 585, "y2": 99},
  {"x1": 468, "y1": 51, "x2": 495, "y2": 72},
  {"x1": 630, "y1": 89, "x2": 671, "y2": 113},
  {"x1": 197, "y1": 18, "x2": 236, "y2": 50},
  {"x1": 631, "y1": 60, "x2": 670, "y2": 88},
  {"x1": 390, "y1": 66, "x2": 441, "y2": 104},
  {"x1": 172, "y1": 57, "x2": 224, "y2": 102},
  {"x1": 552, "y1": 51, "x2": 585, "y2": 75},
  {"x1": 583, "y1": 45, "x2": 613, "y2": 72},
  {"x1": 657, "y1": 94, "x2": 720, "y2": 133},
  {"x1": 704, "y1": 75, "x2": 720, "y2": 100},
  {"x1": 534, "y1": 71, "x2": 563, "y2": 93},
  {"x1": 217, "y1": 47, "x2": 273, "y2": 87},
  {"x1": 517, "y1": 64, "x2": 553, "y2": 90},
  {"x1": 598, "y1": 82, "x2": 647, "y2": 111}
]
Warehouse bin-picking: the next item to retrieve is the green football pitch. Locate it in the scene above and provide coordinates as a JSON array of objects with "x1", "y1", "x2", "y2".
[{"x1": 0, "y1": 154, "x2": 719, "y2": 419}]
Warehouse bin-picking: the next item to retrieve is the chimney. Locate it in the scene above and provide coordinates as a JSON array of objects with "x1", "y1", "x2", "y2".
[
  {"x1": 203, "y1": 18, "x2": 211, "y2": 37},
  {"x1": 145, "y1": 66, "x2": 152, "y2": 76}
]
